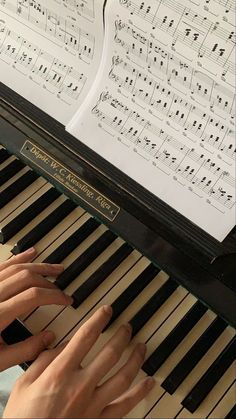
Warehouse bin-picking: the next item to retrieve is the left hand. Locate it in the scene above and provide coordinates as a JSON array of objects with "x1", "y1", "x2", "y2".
[{"x1": 0, "y1": 247, "x2": 72, "y2": 371}]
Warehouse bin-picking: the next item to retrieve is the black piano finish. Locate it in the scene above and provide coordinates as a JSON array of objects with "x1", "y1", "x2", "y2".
[{"x1": 0, "y1": 84, "x2": 235, "y2": 328}]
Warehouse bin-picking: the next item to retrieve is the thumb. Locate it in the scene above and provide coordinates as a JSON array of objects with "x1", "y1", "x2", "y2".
[{"x1": 0, "y1": 330, "x2": 55, "y2": 372}]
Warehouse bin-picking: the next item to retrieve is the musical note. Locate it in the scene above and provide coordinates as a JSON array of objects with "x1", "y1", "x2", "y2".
[
  {"x1": 0, "y1": 22, "x2": 87, "y2": 100},
  {"x1": 60, "y1": 0, "x2": 95, "y2": 21},
  {"x1": 114, "y1": 22, "x2": 235, "y2": 119},
  {"x1": 90, "y1": 91, "x2": 235, "y2": 209},
  {"x1": 108, "y1": 55, "x2": 234, "y2": 157},
  {"x1": 119, "y1": 0, "x2": 235, "y2": 76},
  {"x1": 1, "y1": 0, "x2": 95, "y2": 61}
]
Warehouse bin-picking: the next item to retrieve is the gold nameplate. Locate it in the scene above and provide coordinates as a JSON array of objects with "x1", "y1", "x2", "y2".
[{"x1": 21, "y1": 140, "x2": 120, "y2": 221}]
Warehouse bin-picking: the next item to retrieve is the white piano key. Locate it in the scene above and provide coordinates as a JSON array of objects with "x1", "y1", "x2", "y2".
[
  {"x1": 126, "y1": 369, "x2": 166, "y2": 419},
  {"x1": 0, "y1": 180, "x2": 49, "y2": 226},
  {"x1": 177, "y1": 363, "x2": 235, "y2": 419},
  {"x1": 65, "y1": 237, "x2": 125, "y2": 296},
  {"x1": 154, "y1": 309, "x2": 217, "y2": 384},
  {"x1": 57, "y1": 266, "x2": 170, "y2": 361},
  {"x1": 24, "y1": 223, "x2": 109, "y2": 332},
  {"x1": 0, "y1": 194, "x2": 67, "y2": 262},
  {"x1": 0, "y1": 166, "x2": 29, "y2": 193},
  {"x1": 27, "y1": 205, "x2": 86, "y2": 257},
  {"x1": 43, "y1": 254, "x2": 147, "y2": 346},
  {"x1": 207, "y1": 380, "x2": 236, "y2": 419},
  {"x1": 101, "y1": 288, "x2": 194, "y2": 418},
  {"x1": 32, "y1": 211, "x2": 89, "y2": 263},
  {"x1": 25, "y1": 232, "x2": 122, "y2": 332},
  {"x1": 0, "y1": 154, "x2": 16, "y2": 171},
  {"x1": 69, "y1": 294, "x2": 200, "y2": 418},
  {"x1": 147, "y1": 326, "x2": 235, "y2": 419},
  {"x1": 18, "y1": 207, "x2": 87, "y2": 322}
]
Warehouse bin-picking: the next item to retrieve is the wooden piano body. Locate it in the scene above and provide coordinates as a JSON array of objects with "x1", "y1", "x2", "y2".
[{"x1": 0, "y1": 83, "x2": 235, "y2": 418}]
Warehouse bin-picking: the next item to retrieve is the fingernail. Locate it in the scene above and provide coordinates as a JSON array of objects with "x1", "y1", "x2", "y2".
[
  {"x1": 25, "y1": 247, "x2": 36, "y2": 254},
  {"x1": 42, "y1": 331, "x2": 55, "y2": 346},
  {"x1": 124, "y1": 323, "x2": 132, "y2": 335},
  {"x1": 137, "y1": 343, "x2": 146, "y2": 357},
  {"x1": 104, "y1": 305, "x2": 112, "y2": 316},
  {"x1": 52, "y1": 264, "x2": 64, "y2": 271},
  {"x1": 145, "y1": 377, "x2": 155, "y2": 389},
  {"x1": 65, "y1": 294, "x2": 73, "y2": 304}
]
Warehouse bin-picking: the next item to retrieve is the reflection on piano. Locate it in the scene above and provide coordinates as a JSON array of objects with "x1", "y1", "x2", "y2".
[{"x1": 0, "y1": 88, "x2": 235, "y2": 418}]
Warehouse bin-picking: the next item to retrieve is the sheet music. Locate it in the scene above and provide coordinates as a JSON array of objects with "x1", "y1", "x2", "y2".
[
  {"x1": 0, "y1": 0, "x2": 105, "y2": 124},
  {"x1": 68, "y1": 0, "x2": 236, "y2": 241}
]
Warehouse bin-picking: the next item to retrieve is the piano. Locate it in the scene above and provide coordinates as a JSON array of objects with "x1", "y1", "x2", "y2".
[{"x1": 0, "y1": 82, "x2": 235, "y2": 418}]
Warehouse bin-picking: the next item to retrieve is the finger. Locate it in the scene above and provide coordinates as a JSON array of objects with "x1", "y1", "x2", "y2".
[
  {"x1": 95, "y1": 343, "x2": 146, "y2": 406},
  {"x1": 100, "y1": 377, "x2": 155, "y2": 418},
  {"x1": 0, "y1": 330, "x2": 55, "y2": 372},
  {"x1": 0, "y1": 262, "x2": 64, "y2": 283},
  {"x1": 0, "y1": 248, "x2": 37, "y2": 273},
  {"x1": 85, "y1": 323, "x2": 132, "y2": 386},
  {"x1": 0, "y1": 288, "x2": 73, "y2": 331},
  {"x1": 23, "y1": 341, "x2": 69, "y2": 384},
  {"x1": 0, "y1": 272, "x2": 57, "y2": 302},
  {"x1": 53, "y1": 305, "x2": 112, "y2": 370}
]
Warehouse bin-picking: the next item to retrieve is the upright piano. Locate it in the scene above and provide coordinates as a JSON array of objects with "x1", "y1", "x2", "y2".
[{"x1": 0, "y1": 83, "x2": 235, "y2": 418}]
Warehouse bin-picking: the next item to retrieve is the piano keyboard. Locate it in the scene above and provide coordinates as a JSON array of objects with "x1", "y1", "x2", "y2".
[{"x1": 0, "y1": 146, "x2": 235, "y2": 419}]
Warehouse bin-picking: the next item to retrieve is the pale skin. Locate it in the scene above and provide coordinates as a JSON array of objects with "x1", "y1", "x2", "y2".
[
  {"x1": 0, "y1": 247, "x2": 72, "y2": 371},
  {"x1": 1, "y1": 248, "x2": 155, "y2": 418}
]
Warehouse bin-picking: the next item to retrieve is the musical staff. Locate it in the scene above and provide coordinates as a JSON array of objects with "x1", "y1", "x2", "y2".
[
  {"x1": 114, "y1": 21, "x2": 235, "y2": 120},
  {"x1": 0, "y1": 22, "x2": 87, "y2": 100},
  {"x1": 109, "y1": 55, "x2": 235, "y2": 160},
  {"x1": 91, "y1": 91, "x2": 235, "y2": 209},
  {"x1": 0, "y1": 0, "x2": 95, "y2": 62},
  {"x1": 206, "y1": 0, "x2": 235, "y2": 13},
  {"x1": 119, "y1": 0, "x2": 235, "y2": 77},
  {"x1": 59, "y1": 0, "x2": 95, "y2": 21}
]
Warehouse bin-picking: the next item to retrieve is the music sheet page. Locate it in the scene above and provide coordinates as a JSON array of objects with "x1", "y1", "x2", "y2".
[
  {"x1": 68, "y1": 0, "x2": 236, "y2": 241},
  {"x1": 0, "y1": 0, "x2": 105, "y2": 124}
]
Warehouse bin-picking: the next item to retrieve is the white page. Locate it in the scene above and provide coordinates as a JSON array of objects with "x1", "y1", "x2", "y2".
[
  {"x1": 0, "y1": 0, "x2": 105, "y2": 124},
  {"x1": 68, "y1": 0, "x2": 236, "y2": 241}
]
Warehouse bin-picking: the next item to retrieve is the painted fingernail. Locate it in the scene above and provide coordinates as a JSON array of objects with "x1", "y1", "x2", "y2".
[
  {"x1": 42, "y1": 331, "x2": 55, "y2": 346},
  {"x1": 104, "y1": 305, "x2": 112, "y2": 316},
  {"x1": 137, "y1": 343, "x2": 146, "y2": 357},
  {"x1": 145, "y1": 377, "x2": 155, "y2": 389}
]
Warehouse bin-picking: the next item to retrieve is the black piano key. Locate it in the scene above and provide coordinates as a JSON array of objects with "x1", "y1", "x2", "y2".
[
  {"x1": 11, "y1": 199, "x2": 77, "y2": 254},
  {"x1": 72, "y1": 243, "x2": 134, "y2": 309},
  {"x1": 0, "y1": 148, "x2": 10, "y2": 164},
  {"x1": 0, "y1": 158, "x2": 25, "y2": 186},
  {"x1": 225, "y1": 405, "x2": 236, "y2": 419},
  {"x1": 55, "y1": 230, "x2": 117, "y2": 290},
  {"x1": 130, "y1": 279, "x2": 178, "y2": 338},
  {"x1": 104, "y1": 264, "x2": 160, "y2": 330},
  {"x1": 1, "y1": 319, "x2": 34, "y2": 370},
  {"x1": 0, "y1": 188, "x2": 60, "y2": 243},
  {"x1": 143, "y1": 301, "x2": 207, "y2": 376},
  {"x1": 182, "y1": 336, "x2": 236, "y2": 413},
  {"x1": 1, "y1": 319, "x2": 32, "y2": 345},
  {"x1": 0, "y1": 170, "x2": 39, "y2": 210},
  {"x1": 43, "y1": 218, "x2": 100, "y2": 265},
  {"x1": 162, "y1": 317, "x2": 227, "y2": 394}
]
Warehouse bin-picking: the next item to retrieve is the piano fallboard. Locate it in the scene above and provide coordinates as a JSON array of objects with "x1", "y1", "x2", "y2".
[{"x1": 0, "y1": 92, "x2": 235, "y2": 328}]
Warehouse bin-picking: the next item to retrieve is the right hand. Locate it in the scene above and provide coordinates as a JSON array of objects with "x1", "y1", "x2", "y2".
[
  {"x1": 0, "y1": 247, "x2": 72, "y2": 371},
  {"x1": 4, "y1": 305, "x2": 155, "y2": 418}
]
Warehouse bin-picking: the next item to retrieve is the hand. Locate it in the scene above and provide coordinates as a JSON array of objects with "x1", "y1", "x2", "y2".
[
  {"x1": 0, "y1": 247, "x2": 72, "y2": 371},
  {"x1": 4, "y1": 306, "x2": 155, "y2": 419}
]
